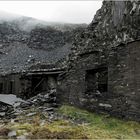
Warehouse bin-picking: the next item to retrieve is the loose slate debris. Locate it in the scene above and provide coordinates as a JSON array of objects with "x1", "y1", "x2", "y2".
[
  {"x1": 0, "y1": 101, "x2": 14, "y2": 119},
  {"x1": 0, "y1": 94, "x2": 25, "y2": 106},
  {"x1": 0, "y1": 89, "x2": 58, "y2": 119},
  {"x1": 20, "y1": 89, "x2": 57, "y2": 109}
]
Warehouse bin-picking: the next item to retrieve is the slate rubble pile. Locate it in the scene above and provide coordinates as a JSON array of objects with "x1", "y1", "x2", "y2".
[
  {"x1": 0, "y1": 102, "x2": 14, "y2": 118},
  {"x1": 0, "y1": 89, "x2": 58, "y2": 119},
  {"x1": 20, "y1": 89, "x2": 57, "y2": 109}
]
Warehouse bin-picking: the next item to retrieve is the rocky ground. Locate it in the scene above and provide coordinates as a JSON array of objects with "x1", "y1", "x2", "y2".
[
  {"x1": 0, "y1": 89, "x2": 57, "y2": 118},
  {"x1": 0, "y1": 93, "x2": 140, "y2": 139}
]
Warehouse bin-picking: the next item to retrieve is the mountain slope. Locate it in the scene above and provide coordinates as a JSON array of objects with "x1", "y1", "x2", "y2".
[{"x1": 0, "y1": 11, "x2": 87, "y2": 74}]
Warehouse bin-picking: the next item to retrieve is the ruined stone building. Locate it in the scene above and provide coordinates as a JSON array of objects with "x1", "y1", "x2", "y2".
[
  {"x1": 0, "y1": 67, "x2": 63, "y2": 98},
  {"x1": 0, "y1": 1, "x2": 140, "y2": 121},
  {"x1": 58, "y1": 1, "x2": 140, "y2": 121}
]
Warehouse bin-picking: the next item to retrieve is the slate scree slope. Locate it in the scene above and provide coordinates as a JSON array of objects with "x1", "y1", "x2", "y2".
[{"x1": 0, "y1": 1, "x2": 140, "y2": 121}]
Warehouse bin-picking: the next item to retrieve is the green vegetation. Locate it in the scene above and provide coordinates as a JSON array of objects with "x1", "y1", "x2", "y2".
[
  {"x1": 0, "y1": 105, "x2": 140, "y2": 139},
  {"x1": 58, "y1": 105, "x2": 140, "y2": 139}
]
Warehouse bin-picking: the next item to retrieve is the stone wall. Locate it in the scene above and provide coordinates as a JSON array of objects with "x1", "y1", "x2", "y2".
[
  {"x1": 58, "y1": 50, "x2": 107, "y2": 107},
  {"x1": 58, "y1": 41, "x2": 140, "y2": 121},
  {"x1": 108, "y1": 41, "x2": 140, "y2": 121}
]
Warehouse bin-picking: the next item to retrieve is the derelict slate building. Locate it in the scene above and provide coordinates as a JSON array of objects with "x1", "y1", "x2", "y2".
[
  {"x1": 58, "y1": 1, "x2": 140, "y2": 121},
  {"x1": 0, "y1": 67, "x2": 63, "y2": 98},
  {"x1": 0, "y1": 1, "x2": 140, "y2": 122}
]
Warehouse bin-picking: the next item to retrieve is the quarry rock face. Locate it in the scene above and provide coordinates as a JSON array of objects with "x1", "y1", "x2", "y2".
[
  {"x1": 58, "y1": 1, "x2": 140, "y2": 121},
  {"x1": 28, "y1": 26, "x2": 69, "y2": 50}
]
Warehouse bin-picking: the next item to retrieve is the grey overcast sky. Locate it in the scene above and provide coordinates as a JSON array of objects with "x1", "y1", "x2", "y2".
[{"x1": 0, "y1": 1, "x2": 102, "y2": 24}]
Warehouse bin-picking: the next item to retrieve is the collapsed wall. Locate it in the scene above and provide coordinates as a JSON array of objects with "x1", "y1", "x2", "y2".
[{"x1": 58, "y1": 1, "x2": 140, "y2": 121}]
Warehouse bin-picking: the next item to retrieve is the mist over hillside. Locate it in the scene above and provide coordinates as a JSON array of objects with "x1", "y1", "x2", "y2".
[
  {"x1": 0, "y1": 11, "x2": 87, "y2": 32},
  {"x1": 0, "y1": 11, "x2": 87, "y2": 74}
]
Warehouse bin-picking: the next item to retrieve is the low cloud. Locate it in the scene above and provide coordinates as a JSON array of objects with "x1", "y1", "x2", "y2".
[{"x1": 0, "y1": 1, "x2": 102, "y2": 24}]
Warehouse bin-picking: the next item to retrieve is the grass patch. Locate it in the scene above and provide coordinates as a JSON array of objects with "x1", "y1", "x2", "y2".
[
  {"x1": 28, "y1": 126, "x2": 88, "y2": 139},
  {"x1": 58, "y1": 105, "x2": 140, "y2": 139},
  {"x1": 5, "y1": 113, "x2": 88, "y2": 139},
  {"x1": 1, "y1": 105, "x2": 140, "y2": 139},
  {"x1": 28, "y1": 118, "x2": 88, "y2": 139},
  {"x1": 28, "y1": 121, "x2": 88, "y2": 139}
]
